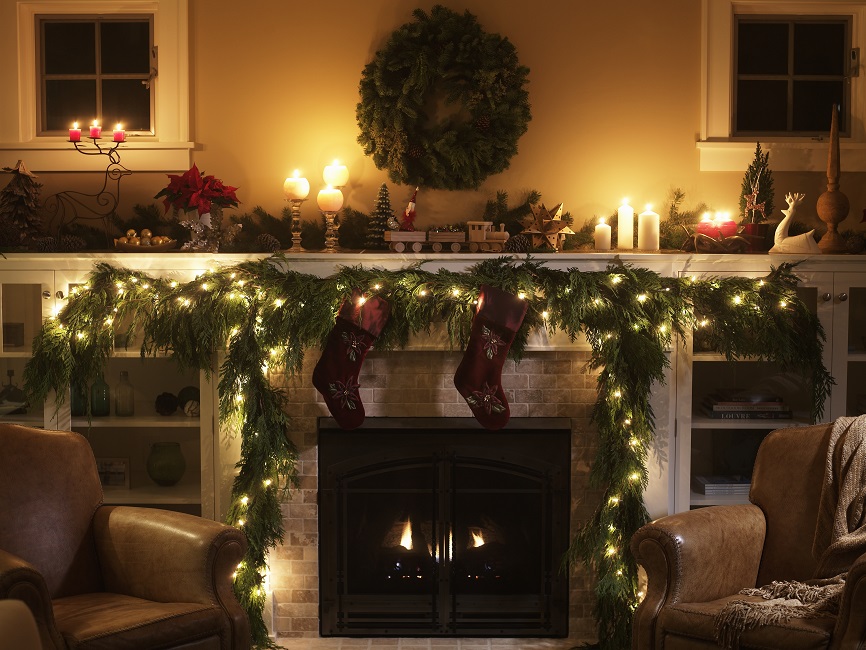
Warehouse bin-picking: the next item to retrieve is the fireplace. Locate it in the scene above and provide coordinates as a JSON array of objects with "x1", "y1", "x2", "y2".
[{"x1": 318, "y1": 417, "x2": 571, "y2": 637}]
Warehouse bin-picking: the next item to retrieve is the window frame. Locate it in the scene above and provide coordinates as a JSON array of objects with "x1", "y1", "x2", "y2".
[
  {"x1": 699, "y1": 0, "x2": 866, "y2": 172},
  {"x1": 36, "y1": 14, "x2": 156, "y2": 136},
  {"x1": 1, "y1": 0, "x2": 190, "y2": 172}
]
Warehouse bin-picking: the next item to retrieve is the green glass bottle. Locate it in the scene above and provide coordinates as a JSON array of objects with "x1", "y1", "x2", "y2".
[{"x1": 90, "y1": 373, "x2": 110, "y2": 417}]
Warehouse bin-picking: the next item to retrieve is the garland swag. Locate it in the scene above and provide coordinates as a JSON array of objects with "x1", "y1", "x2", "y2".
[
  {"x1": 23, "y1": 256, "x2": 831, "y2": 649},
  {"x1": 356, "y1": 5, "x2": 531, "y2": 190}
]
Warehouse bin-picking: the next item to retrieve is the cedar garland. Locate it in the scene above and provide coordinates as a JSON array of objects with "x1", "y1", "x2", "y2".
[{"x1": 23, "y1": 256, "x2": 831, "y2": 649}]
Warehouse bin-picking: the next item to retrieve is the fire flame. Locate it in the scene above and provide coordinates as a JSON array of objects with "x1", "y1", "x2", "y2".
[
  {"x1": 400, "y1": 519, "x2": 413, "y2": 550},
  {"x1": 471, "y1": 529, "x2": 485, "y2": 548}
]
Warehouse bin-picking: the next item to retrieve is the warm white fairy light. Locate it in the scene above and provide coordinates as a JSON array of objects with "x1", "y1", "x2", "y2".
[
  {"x1": 629, "y1": 472, "x2": 640, "y2": 482},
  {"x1": 452, "y1": 288, "x2": 460, "y2": 296},
  {"x1": 373, "y1": 284, "x2": 381, "y2": 290},
  {"x1": 131, "y1": 277, "x2": 138, "y2": 284},
  {"x1": 732, "y1": 295, "x2": 742, "y2": 305},
  {"x1": 637, "y1": 294, "x2": 647, "y2": 303},
  {"x1": 518, "y1": 292, "x2": 526, "y2": 300},
  {"x1": 273, "y1": 298, "x2": 283, "y2": 307},
  {"x1": 611, "y1": 275, "x2": 622, "y2": 284},
  {"x1": 608, "y1": 524, "x2": 616, "y2": 532},
  {"x1": 76, "y1": 331, "x2": 85, "y2": 339},
  {"x1": 240, "y1": 495, "x2": 249, "y2": 505},
  {"x1": 623, "y1": 418, "x2": 631, "y2": 426},
  {"x1": 237, "y1": 519, "x2": 245, "y2": 527},
  {"x1": 779, "y1": 300, "x2": 788, "y2": 308},
  {"x1": 658, "y1": 323, "x2": 668, "y2": 333},
  {"x1": 357, "y1": 296, "x2": 367, "y2": 306},
  {"x1": 606, "y1": 545, "x2": 617, "y2": 557},
  {"x1": 263, "y1": 479, "x2": 272, "y2": 487},
  {"x1": 608, "y1": 495, "x2": 620, "y2": 506},
  {"x1": 201, "y1": 283, "x2": 210, "y2": 291},
  {"x1": 419, "y1": 289, "x2": 427, "y2": 297},
  {"x1": 104, "y1": 317, "x2": 113, "y2": 326},
  {"x1": 170, "y1": 281, "x2": 178, "y2": 288},
  {"x1": 613, "y1": 390, "x2": 622, "y2": 398},
  {"x1": 629, "y1": 436, "x2": 639, "y2": 447},
  {"x1": 542, "y1": 310, "x2": 550, "y2": 319}
]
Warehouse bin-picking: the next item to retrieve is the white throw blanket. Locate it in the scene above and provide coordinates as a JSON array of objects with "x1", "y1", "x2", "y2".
[{"x1": 713, "y1": 415, "x2": 866, "y2": 648}]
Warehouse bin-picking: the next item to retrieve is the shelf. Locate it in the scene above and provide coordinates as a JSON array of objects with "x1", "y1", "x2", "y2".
[
  {"x1": 102, "y1": 479, "x2": 201, "y2": 505},
  {"x1": 848, "y1": 352, "x2": 866, "y2": 362},
  {"x1": 690, "y1": 491, "x2": 750, "y2": 507},
  {"x1": 690, "y1": 415, "x2": 811, "y2": 429},
  {"x1": 0, "y1": 413, "x2": 45, "y2": 426},
  {"x1": 72, "y1": 415, "x2": 201, "y2": 428}
]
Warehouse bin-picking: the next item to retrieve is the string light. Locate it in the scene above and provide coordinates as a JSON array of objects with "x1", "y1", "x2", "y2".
[
  {"x1": 273, "y1": 298, "x2": 283, "y2": 307},
  {"x1": 240, "y1": 495, "x2": 249, "y2": 505},
  {"x1": 518, "y1": 292, "x2": 526, "y2": 300},
  {"x1": 637, "y1": 294, "x2": 647, "y2": 303},
  {"x1": 357, "y1": 296, "x2": 367, "y2": 306},
  {"x1": 732, "y1": 295, "x2": 742, "y2": 305},
  {"x1": 452, "y1": 288, "x2": 460, "y2": 296},
  {"x1": 542, "y1": 310, "x2": 549, "y2": 319}
]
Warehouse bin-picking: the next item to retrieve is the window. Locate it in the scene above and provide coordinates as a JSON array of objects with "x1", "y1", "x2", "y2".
[
  {"x1": 1, "y1": 1, "x2": 190, "y2": 172},
  {"x1": 38, "y1": 16, "x2": 155, "y2": 135},
  {"x1": 734, "y1": 16, "x2": 851, "y2": 136},
  {"x1": 699, "y1": 0, "x2": 866, "y2": 172}
]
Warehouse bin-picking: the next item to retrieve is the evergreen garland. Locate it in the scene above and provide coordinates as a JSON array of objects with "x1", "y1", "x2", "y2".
[
  {"x1": 23, "y1": 256, "x2": 831, "y2": 650},
  {"x1": 356, "y1": 5, "x2": 531, "y2": 190},
  {"x1": 366, "y1": 184, "x2": 393, "y2": 250}
]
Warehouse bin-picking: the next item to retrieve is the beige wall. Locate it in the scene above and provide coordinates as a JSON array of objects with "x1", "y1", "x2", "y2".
[{"x1": 5, "y1": 0, "x2": 866, "y2": 234}]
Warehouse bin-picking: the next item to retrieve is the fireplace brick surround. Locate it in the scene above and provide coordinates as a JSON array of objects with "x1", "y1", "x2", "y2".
[{"x1": 267, "y1": 347, "x2": 604, "y2": 648}]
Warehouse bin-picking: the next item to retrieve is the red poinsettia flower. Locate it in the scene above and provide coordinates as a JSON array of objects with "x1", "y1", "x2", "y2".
[{"x1": 154, "y1": 164, "x2": 240, "y2": 216}]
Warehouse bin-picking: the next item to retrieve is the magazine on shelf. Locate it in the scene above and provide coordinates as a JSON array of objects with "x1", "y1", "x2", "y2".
[
  {"x1": 692, "y1": 474, "x2": 751, "y2": 495},
  {"x1": 704, "y1": 401, "x2": 790, "y2": 412},
  {"x1": 702, "y1": 408, "x2": 793, "y2": 419},
  {"x1": 708, "y1": 390, "x2": 784, "y2": 404}
]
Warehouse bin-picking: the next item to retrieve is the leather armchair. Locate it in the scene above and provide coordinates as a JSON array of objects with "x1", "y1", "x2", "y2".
[
  {"x1": 631, "y1": 422, "x2": 866, "y2": 649},
  {"x1": 0, "y1": 424, "x2": 250, "y2": 650}
]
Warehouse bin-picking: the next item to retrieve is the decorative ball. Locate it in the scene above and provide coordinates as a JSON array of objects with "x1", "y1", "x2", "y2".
[
  {"x1": 128, "y1": 236, "x2": 141, "y2": 245},
  {"x1": 177, "y1": 385, "x2": 200, "y2": 409},
  {"x1": 154, "y1": 392, "x2": 178, "y2": 416},
  {"x1": 141, "y1": 228, "x2": 153, "y2": 238},
  {"x1": 140, "y1": 236, "x2": 152, "y2": 246},
  {"x1": 126, "y1": 229, "x2": 137, "y2": 238},
  {"x1": 846, "y1": 233, "x2": 865, "y2": 254},
  {"x1": 183, "y1": 400, "x2": 200, "y2": 417}
]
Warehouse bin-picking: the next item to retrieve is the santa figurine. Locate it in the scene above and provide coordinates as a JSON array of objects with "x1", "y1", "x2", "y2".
[{"x1": 399, "y1": 187, "x2": 419, "y2": 231}]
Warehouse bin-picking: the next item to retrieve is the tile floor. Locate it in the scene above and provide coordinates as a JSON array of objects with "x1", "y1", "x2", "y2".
[{"x1": 274, "y1": 639, "x2": 585, "y2": 649}]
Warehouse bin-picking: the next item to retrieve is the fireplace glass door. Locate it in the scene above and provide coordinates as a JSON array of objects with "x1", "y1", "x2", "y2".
[{"x1": 319, "y1": 418, "x2": 570, "y2": 637}]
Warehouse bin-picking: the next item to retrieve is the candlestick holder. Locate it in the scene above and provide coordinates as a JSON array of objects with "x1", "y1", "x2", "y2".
[
  {"x1": 322, "y1": 210, "x2": 340, "y2": 253},
  {"x1": 41, "y1": 136, "x2": 129, "y2": 247},
  {"x1": 287, "y1": 198, "x2": 306, "y2": 252}
]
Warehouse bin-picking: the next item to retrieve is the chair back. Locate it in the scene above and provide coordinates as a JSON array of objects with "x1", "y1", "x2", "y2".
[
  {"x1": 0, "y1": 424, "x2": 104, "y2": 597},
  {"x1": 749, "y1": 422, "x2": 833, "y2": 585}
]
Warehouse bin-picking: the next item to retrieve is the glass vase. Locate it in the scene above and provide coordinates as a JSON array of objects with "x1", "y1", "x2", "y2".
[
  {"x1": 115, "y1": 370, "x2": 135, "y2": 417},
  {"x1": 90, "y1": 373, "x2": 110, "y2": 417},
  {"x1": 146, "y1": 442, "x2": 186, "y2": 486}
]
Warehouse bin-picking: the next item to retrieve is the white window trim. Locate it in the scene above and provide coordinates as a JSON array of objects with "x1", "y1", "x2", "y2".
[
  {"x1": 699, "y1": 0, "x2": 866, "y2": 172},
  {"x1": 0, "y1": 0, "x2": 191, "y2": 172}
]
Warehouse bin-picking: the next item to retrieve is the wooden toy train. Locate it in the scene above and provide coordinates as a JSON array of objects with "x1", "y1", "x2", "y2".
[{"x1": 384, "y1": 221, "x2": 510, "y2": 253}]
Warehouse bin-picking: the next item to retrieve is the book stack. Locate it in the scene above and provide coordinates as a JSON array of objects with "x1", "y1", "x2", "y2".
[
  {"x1": 702, "y1": 391, "x2": 792, "y2": 419},
  {"x1": 692, "y1": 474, "x2": 751, "y2": 495}
]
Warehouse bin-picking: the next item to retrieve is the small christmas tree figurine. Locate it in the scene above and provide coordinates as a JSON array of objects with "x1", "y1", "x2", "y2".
[
  {"x1": 0, "y1": 160, "x2": 43, "y2": 247},
  {"x1": 739, "y1": 142, "x2": 775, "y2": 223},
  {"x1": 366, "y1": 183, "x2": 393, "y2": 249}
]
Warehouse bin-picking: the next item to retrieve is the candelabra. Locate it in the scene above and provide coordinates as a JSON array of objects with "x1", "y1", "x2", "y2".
[
  {"x1": 287, "y1": 198, "x2": 306, "y2": 252},
  {"x1": 41, "y1": 128, "x2": 129, "y2": 247},
  {"x1": 317, "y1": 186, "x2": 344, "y2": 254}
]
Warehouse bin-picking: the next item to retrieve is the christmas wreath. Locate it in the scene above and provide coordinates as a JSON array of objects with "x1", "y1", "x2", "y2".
[{"x1": 356, "y1": 5, "x2": 531, "y2": 191}]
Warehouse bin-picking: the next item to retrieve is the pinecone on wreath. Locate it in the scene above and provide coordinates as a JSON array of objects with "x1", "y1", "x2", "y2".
[
  {"x1": 505, "y1": 233, "x2": 531, "y2": 253},
  {"x1": 407, "y1": 143, "x2": 424, "y2": 159},
  {"x1": 474, "y1": 115, "x2": 491, "y2": 131},
  {"x1": 59, "y1": 235, "x2": 86, "y2": 252},
  {"x1": 32, "y1": 236, "x2": 57, "y2": 253}
]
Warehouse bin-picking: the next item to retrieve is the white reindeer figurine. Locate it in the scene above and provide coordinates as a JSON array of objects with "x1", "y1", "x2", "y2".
[{"x1": 769, "y1": 192, "x2": 821, "y2": 254}]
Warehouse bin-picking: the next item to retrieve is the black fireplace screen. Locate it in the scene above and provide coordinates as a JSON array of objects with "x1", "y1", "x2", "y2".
[{"x1": 319, "y1": 418, "x2": 570, "y2": 637}]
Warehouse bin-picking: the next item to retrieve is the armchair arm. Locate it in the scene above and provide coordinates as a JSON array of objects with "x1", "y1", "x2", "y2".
[
  {"x1": 630, "y1": 504, "x2": 766, "y2": 650},
  {"x1": 831, "y1": 549, "x2": 866, "y2": 649},
  {"x1": 93, "y1": 506, "x2": 249, "y2": 646},
  {"x1": 0, "y1": 548, "x2": 65, "y2": 650}
]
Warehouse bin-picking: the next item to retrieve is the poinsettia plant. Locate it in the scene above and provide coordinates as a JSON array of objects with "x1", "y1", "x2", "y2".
[{"x1": 154, "y1": 164, "x2": 239, "y2": 216}]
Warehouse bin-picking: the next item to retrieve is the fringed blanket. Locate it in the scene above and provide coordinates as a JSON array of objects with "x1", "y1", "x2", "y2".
[{"x1": 713, "y1": 415, "x2": 866, "y2": 649}]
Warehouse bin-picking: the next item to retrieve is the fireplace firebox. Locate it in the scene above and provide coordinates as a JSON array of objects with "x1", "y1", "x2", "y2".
[{"x1": 318, "y1": 417, "x2": 571, "y2": 637}]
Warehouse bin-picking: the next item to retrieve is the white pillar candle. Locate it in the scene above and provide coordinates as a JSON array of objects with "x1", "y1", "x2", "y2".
[
  {"x1": 638, "y1": 205, "x2": 660, "y2": 251},
  {"x1": 617, "y1": 198, "x2": 634, "y2": 249},
  {"x1": 594, "y1": 217, "x2": 612, "y2": 251},
  {"x1": 323, "y1": 160, "x2": 349, "y2": 187},
  {"x1": 317, "y1": 186, "x2": 344, "y2": 213},
  {"x1": 283, "y1": 170, "x2": 310, "y2": 200}
]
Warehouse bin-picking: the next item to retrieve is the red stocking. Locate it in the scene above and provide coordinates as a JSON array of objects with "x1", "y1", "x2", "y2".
[
  {"x1": 453, "y1": 285, "x2": 527, "y2": 430},
  {"x1": 312, "y1": 291, "x2": 390, "y2": 430}
]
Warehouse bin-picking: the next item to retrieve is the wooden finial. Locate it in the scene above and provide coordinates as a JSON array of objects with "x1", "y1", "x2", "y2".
[{"x1": 816, "y1": 104, "x2": 849, "y2": 253}]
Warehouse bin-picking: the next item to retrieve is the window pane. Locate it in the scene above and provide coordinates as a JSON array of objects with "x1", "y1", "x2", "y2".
[
  {"x1": 736, "y1": 80, "x2": 787, "y2": 131},
  {"x1": 793, "y1": 81, "x2": 844, "y2": 131},
  {"x1": 44, "y1": 80, "x2": 96, "y2": 131},
  {"x1": 794, "y1": 23, "x2": 846, "y2": 75},
  {"x1": 738, "y1": 22, "x2": 789, "y2": 74},
  {"x1": 102, "y1": 79, "x2": 150, "y2": 131},
  {"x1": 43, "y1": 22, "x2": 95, "y2": 74},
  {"x1": 101, "y1": 22, "x2": 150, "y2": 74}
]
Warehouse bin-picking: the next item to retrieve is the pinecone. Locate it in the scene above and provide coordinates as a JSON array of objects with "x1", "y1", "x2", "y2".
[
  {"x1": 407, "y1": 144, "x2": 424, "y2": 159},
  {"x1": 60, "y1": 235, "x2": 86, "y2": 252},
  {"x1": 474, "y1": 115, "x2": 491, "y2": 131},
  {"x1": 32, "y1": 236, "x2": 58, "y2": 252},
  {"x1": 846, "y1": 232, "x2": 866, "y2": 254},
  {"x1": 257, "y1": 233, "x2": 281, "y2": 253},
  {"x1": 505, "y1": 233, "x2": 531, "y2": 253}
]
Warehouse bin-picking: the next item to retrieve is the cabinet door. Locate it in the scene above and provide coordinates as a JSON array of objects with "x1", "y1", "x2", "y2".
[
  {"x1": 674, "y1": 269, "x2": 833, "y2": 513},
  {"x1": 0, "y1": 270, "x2": 57, "y2": 428},
  {"x1": 830, "y1": 273, "x2": 866, "y2": 419}
]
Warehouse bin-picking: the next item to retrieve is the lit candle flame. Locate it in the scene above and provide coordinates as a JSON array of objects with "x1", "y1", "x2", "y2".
[{"x1": 471, "y1": 529, "x2": 485, "y2": 548}]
